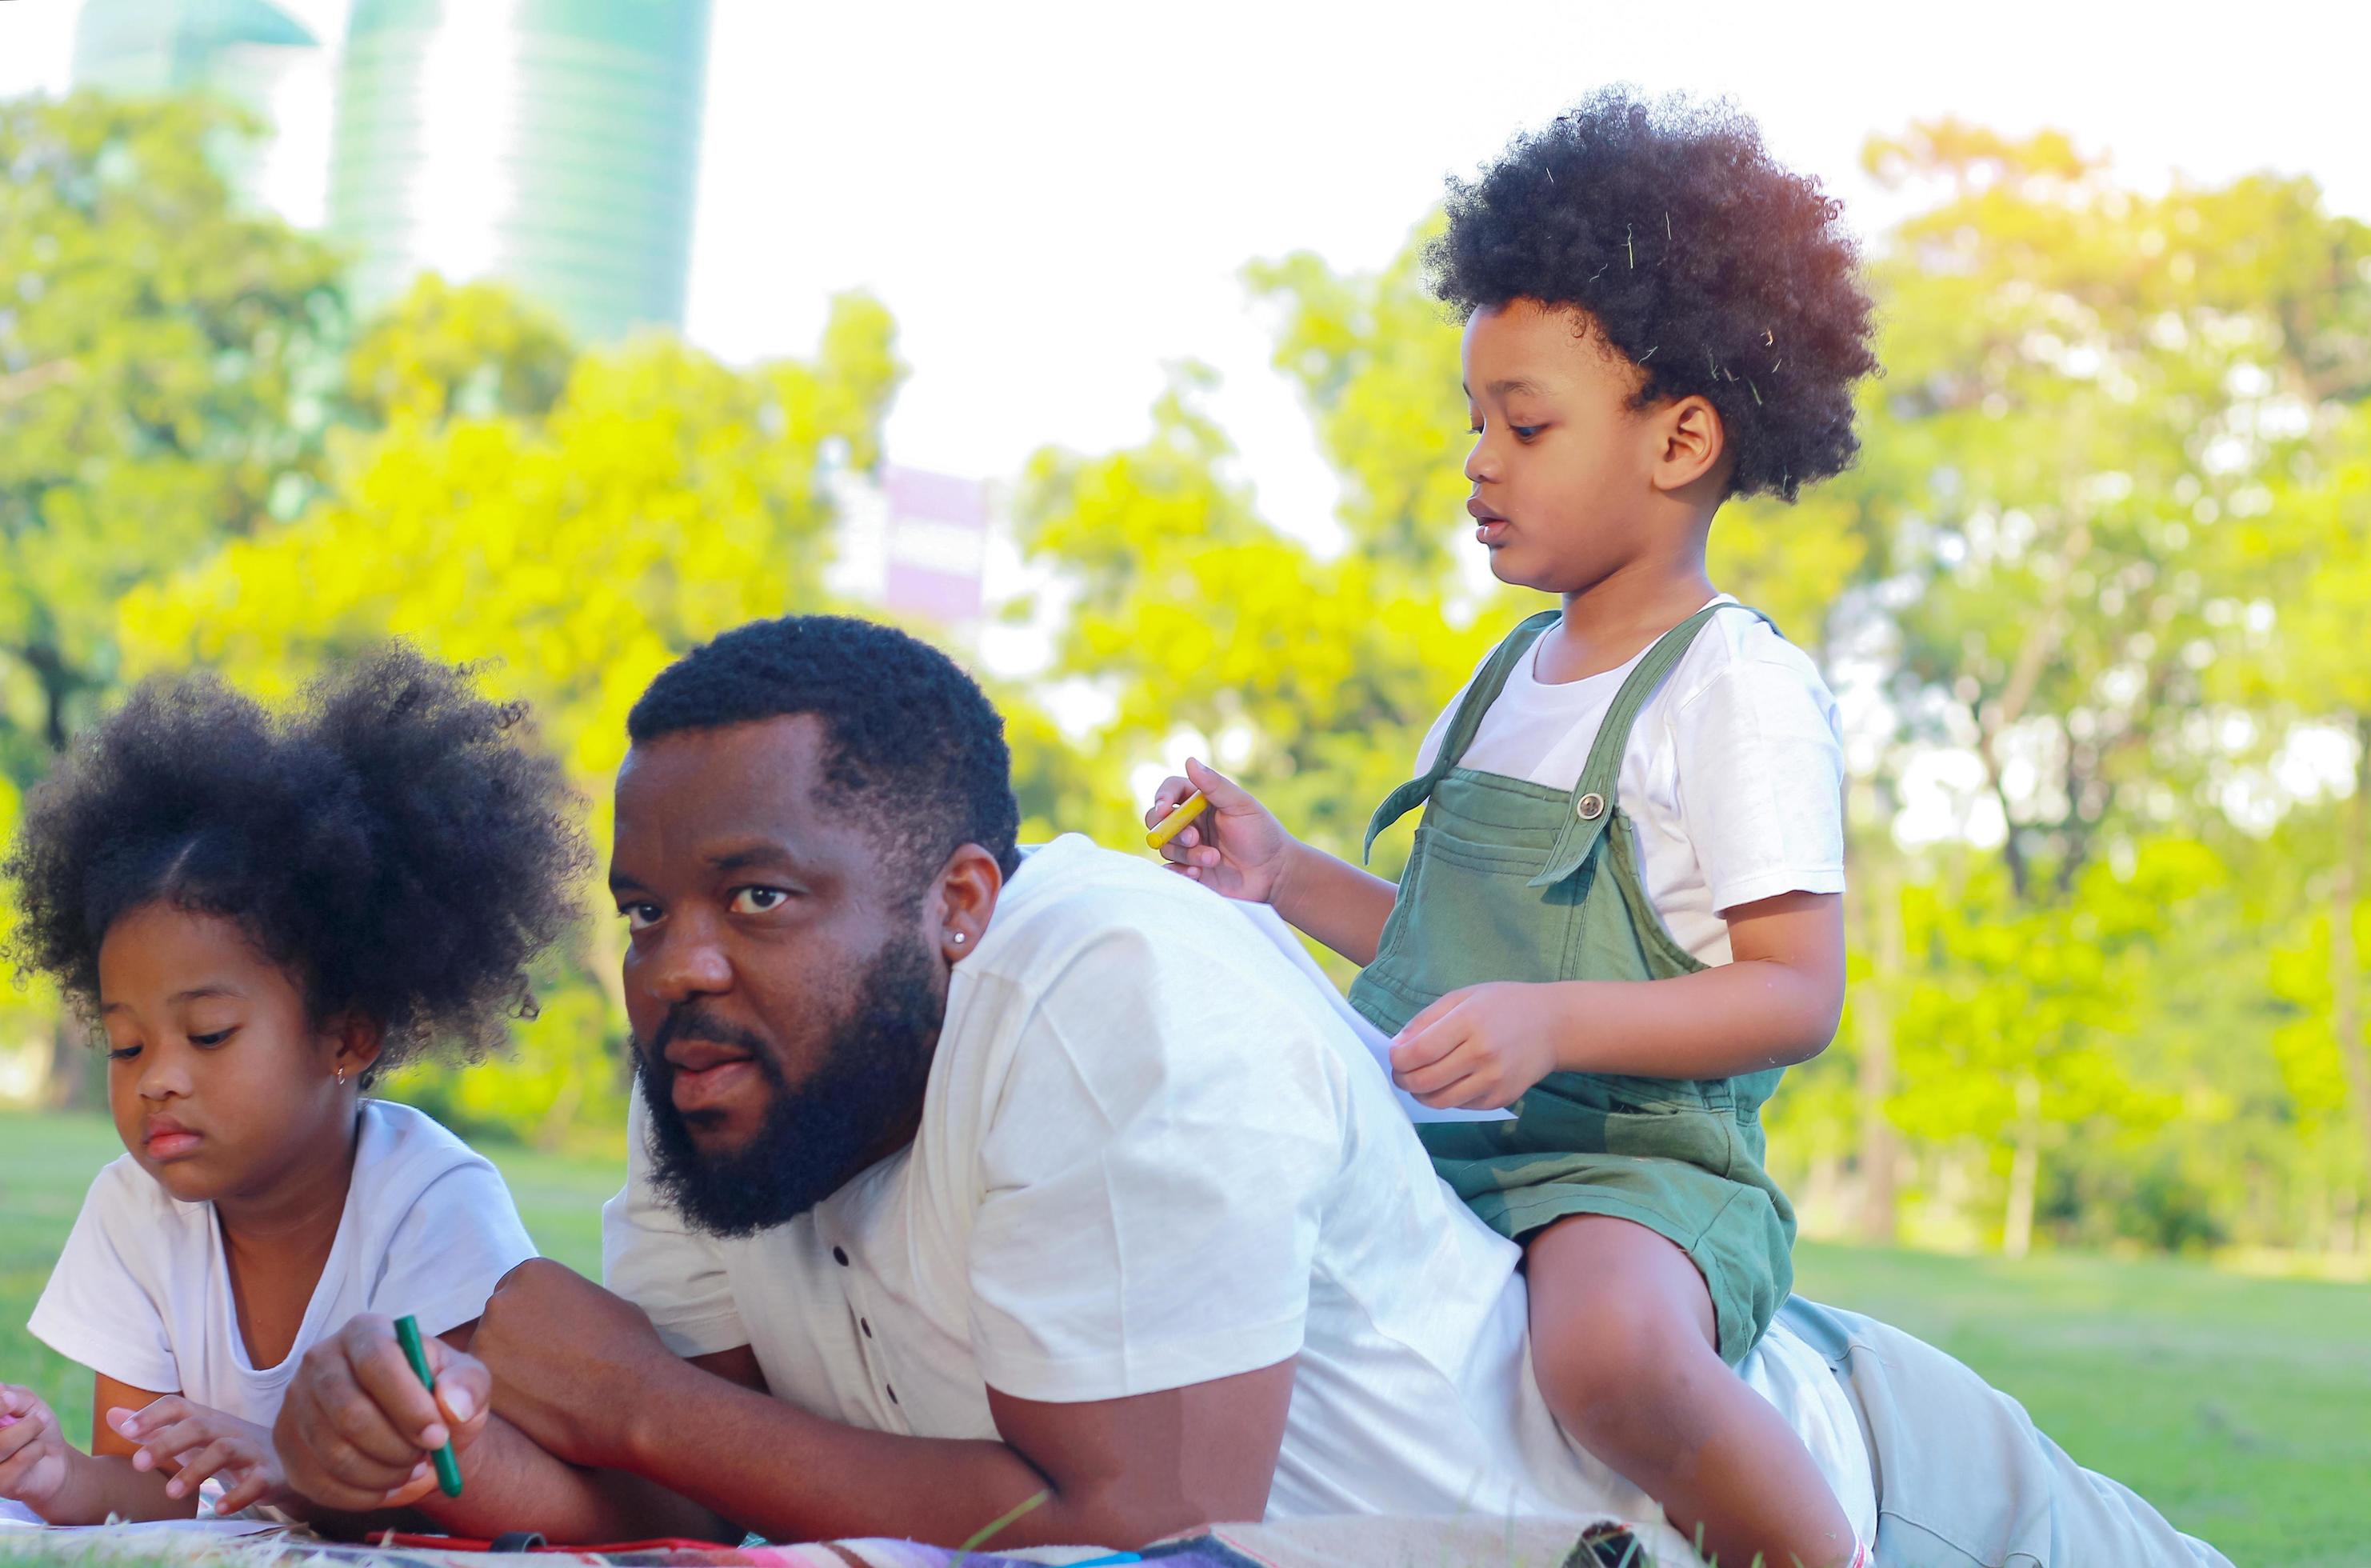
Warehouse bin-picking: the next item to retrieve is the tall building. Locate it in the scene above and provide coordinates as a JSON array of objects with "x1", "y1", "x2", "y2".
[
  {"x1": 71, "y1": 0, "x2": 322, "y2": 209},
  {"x1": 326, "y1": 0, "x2": 711, "y2": 342}
]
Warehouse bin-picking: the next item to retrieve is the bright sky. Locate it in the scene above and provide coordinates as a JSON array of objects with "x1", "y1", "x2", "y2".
[{"x1": 6, "y1": 0, "x2": 2367, "y2": 547}]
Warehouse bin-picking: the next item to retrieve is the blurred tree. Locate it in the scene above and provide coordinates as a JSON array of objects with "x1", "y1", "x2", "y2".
[
  {"x1": 0, "y1": 92, "x2": 347, "y2": 778},
  {"x1": 0, "y1": 91, "x2": 348, "y2": 1103},
  {"x1": 1014, "y1": 361, "x2": 1503, "y2": 882},
  {"x1": 120, "y1": 290, "x2": 907, "y2": 1150},
  {"x1": 2215, "y1": 399, "x2": 2371, "y2": 1215}
]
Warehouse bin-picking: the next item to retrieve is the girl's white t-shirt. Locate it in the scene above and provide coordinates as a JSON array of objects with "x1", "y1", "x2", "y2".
[
  {"x1": 1413, "y1": 597, "x2": 1847, "y2": 966},
  {"x1": 28, "y1": 1099, "x2": 538, "y2": 1427}
]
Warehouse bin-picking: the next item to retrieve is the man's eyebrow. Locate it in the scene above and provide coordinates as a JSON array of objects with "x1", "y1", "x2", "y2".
[{"x1": 707, "y1": 843, "x2": 802, "y2": 875}]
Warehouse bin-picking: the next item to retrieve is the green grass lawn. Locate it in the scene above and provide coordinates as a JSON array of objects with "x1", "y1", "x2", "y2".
[{"x1": 4, "y1": 1110, "x2": 2366, "y2": 1563}]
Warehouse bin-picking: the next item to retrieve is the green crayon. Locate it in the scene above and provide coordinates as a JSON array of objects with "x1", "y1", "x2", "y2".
[{"x1": 394, "y1": 1314, "x2": 465, "y2": 1498}]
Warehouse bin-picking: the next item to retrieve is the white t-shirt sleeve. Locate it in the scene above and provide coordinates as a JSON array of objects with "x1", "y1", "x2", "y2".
[
  {"x1": 1668, "y1": 646, "x2": 1847, "y2": 913},
  {"x1": 371, "y1": 1159, "x2": 539, "y2": 1338},
  {"x1": 966, "y1": 924, "x2": 1341, "y2": 1403},
  {"x1": 602, "y1": 1094, "x2": 748, "y2": 1358},
  {"x1": 26, "y1": 1162, "x2": 181, "y2": 1394}
]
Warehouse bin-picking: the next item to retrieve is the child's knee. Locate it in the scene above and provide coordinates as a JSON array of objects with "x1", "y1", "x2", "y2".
[{"x1": 1531, "y1": 1281, "x2": 1713, "y2": 1424}]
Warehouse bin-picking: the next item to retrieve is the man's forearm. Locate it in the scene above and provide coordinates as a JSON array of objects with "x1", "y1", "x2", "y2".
[
  {"x1": 1273, "y1": 842, "x2": 1397, "y2": 966},
  {"x1": 414, "y1": 1415, "x2": 731, "y2": 1544},
  {"x1": 617, "y1": 1357, "x2": 1167, "y2": 1550}
]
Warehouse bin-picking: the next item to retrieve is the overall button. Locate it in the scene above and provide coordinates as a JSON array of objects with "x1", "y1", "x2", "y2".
[{"x1": 1575, "y1": 792, "x2": 1606, "y2": 821}]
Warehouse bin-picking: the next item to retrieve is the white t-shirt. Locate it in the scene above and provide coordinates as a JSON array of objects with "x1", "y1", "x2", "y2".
[
  {"x1": 604, "y1": 835, "x2": 1874, "y2": 1553},
  {"x1": 30, "y1": 1100, "x2": 538, "y2": 1427},
  {"x1": 1413, "y1": 597, "x2": 1847, "y2": 965}
]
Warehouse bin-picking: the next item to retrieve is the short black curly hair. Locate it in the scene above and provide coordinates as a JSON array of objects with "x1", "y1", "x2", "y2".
[
  {"x1": 627, "y1": 615, "x2": 1022, "y2": 898},
  {"x1": 3, "y1": 647, "x2": 590, "y2": 1078},
  {"x1": 1429, "y1": 86, "x2": 1879, "y2": 502}
]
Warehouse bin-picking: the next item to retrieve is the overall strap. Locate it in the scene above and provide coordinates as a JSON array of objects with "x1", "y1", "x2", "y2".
[
  {"x1": 1525, "y1": 602, "x2": 1775, "y2": 888},
  {"x1": 1361, "y1": 610, "x2": 1561, "y2": 863}
]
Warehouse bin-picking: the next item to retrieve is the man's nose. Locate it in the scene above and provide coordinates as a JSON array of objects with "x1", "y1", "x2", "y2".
[{"x1": 641, "y1": 914, "x2": 733, "y2": 1002}]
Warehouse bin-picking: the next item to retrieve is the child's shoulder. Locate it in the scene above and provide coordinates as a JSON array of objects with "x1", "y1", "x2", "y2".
[
  {"x1": 1661, "y1": 601, "x2": 1837, "y2": 718},
  {"x1": 352, "y1": 1099, "x2": 512, "y2": 1210}
]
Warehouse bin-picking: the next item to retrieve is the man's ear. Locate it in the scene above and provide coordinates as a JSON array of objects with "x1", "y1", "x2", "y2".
[
  {"x1": 930, "y1": 843, "x2": 1006, "y2": 966},
  {"x1": 1650, "y1": 394, "x2": 1729, "y2": 495}
]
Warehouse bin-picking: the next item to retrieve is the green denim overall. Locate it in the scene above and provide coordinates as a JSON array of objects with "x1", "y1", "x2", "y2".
[{"x1": 1347, "y1": 602, "x2": 1797, "y2": 1365}]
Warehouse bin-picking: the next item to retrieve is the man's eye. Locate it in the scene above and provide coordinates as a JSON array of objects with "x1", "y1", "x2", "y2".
[
  {"x1": 729, "y1": 886, "x2": 790, "y2": 915},
  {"x1": 621, "y1": 902, "x2": 662, "y2": 931}
]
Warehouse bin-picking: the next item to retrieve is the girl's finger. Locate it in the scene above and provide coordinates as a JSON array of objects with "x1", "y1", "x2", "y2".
[
  {"x1": 1391, "y1": 987, "x2": 1471, "y2": 1048},
  {"x1": 0, "y1": 1414, "x2": 44, "y2": 1463},
  {"x1": 1145, "y1": 775, "x2": 1193, "y2": 822},
  {"x1": 215, "y1": 1466, "x2": 274, "y2": 1515},
  {"x1": 1389, "y1": 1017, "x2": 1467, "y2": 1078},
  {"x1": 1415, "y1": 1074, "x2": 1485, "y2": 1110},
  {"x1": 1395, "y1": 1042, "x2": 1480, "y2": 1097},
  {"x1": 135, "y1": 1416, "x2": 216, "y2": 1468},
  {"x1": 117, "y1": 1396, "x2": 191, "y2": 1440},
  {"x1": 164, "y1": 1438, "x2": 241, "y2": 1499},
  {"x1": 1183, "y1": 756, "x2": 1253, "y2": 810}
]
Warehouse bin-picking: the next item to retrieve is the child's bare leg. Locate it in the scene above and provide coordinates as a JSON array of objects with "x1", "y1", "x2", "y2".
[{"x1": 1526, "y1": 1215, "x2": 1854, "y2": 1567}]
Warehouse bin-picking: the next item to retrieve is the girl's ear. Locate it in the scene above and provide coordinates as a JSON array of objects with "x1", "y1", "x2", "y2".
[
  {"x1": 1650, "y1": 394, "x2": 1729, "y2": 494},
  {"x1": 328, "y1": 1013, "x2": 386, "y2": 1083}
]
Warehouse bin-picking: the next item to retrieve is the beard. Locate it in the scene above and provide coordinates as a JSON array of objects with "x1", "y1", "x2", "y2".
[{"x1": 633, "y1": 934, "x2": 945, "y2": 1238}]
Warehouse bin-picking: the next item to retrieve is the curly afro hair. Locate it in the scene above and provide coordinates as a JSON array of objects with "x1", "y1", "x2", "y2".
[
  {"x1": 1429, "y1": 86, "x2": 1879, "y2": 502},
  {"x1": 627, "y1": 615, "x2": 1021, "y2": 897},
  {"x1": 3, "y1": 646, "x2": 590, "y2": 1079}
]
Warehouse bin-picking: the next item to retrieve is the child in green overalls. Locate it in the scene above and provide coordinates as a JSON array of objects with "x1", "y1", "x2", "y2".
[{"x1": 1147, "y1": 90, "x2": 1880, "y2": 1567}]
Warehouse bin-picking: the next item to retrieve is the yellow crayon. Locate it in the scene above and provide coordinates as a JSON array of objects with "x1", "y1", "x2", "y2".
[{"x1": 1146, "y1": 790, "x2": 1209, "y2": 851}]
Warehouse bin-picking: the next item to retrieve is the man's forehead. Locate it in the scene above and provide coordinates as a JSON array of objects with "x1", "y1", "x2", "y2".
[{"x1": 614, "y1": 715, "x2": 836, "y2": 833}]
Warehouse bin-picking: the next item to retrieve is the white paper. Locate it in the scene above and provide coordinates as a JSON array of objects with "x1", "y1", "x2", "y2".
[{"x1": 0, "y1": 1494, "x2": 278, "y2": 1535}]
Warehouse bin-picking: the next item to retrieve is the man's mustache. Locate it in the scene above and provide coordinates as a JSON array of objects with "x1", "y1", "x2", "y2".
[{"x1": 639, "y1": 1006, "x2": 772, "y2": 1062}]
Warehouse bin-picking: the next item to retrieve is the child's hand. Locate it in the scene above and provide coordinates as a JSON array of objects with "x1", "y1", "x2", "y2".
[
  {"x1": 1146, "y1": 758, "x2": 1299, "y2": 904},
  {"x1": 108, "y1": 1398, "x2": 284, "y2": 1514},
  {"x1": 0, "y1": 1386, "x2": 71, "y2": 1511},
  {"x1": 1389, "y1": 982, "x2": 1564, "y2": 1110}
]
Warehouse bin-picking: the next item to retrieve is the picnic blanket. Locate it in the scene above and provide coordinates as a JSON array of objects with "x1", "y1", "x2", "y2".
[{"x1": 0, "y1": 1514, "x2": 1661, "y2": 1568}]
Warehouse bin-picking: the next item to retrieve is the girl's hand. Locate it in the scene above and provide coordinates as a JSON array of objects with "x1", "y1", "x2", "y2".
[
  {"x1": 109, "y1": 1397, "x2": 285, "y2": 1514},
  {"x1": 1389, "y1": 982, "x2": 1565, "y2": 1110},
  {"x1": 0, "y1": 1386, "x2": 71, "y2": 1511},
  {"x1": 1146, "y1": 758, "x2": 1300, "y2": 904}
]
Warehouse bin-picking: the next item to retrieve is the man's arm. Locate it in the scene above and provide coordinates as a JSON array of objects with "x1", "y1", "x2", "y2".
[
  {"x1": 481, "y1": 1263, "x2": 1293, "y2": 1550},
  {"x1": 275, "y1": 1314, "x2": 735, "y2": 1542},
  {"x1": 280, "y1": 1266, "x2": 1293, "y2": 1551}
]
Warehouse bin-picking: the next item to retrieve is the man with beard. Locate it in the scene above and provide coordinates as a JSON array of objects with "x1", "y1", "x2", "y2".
[{"x1": 274, "y1": 616, "x2": 2227, "y2": 1567}]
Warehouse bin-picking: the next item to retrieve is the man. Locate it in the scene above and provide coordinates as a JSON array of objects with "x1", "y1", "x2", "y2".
[{"x1": 274, "y1": 616, "x2": 2229, "y2": 1566}]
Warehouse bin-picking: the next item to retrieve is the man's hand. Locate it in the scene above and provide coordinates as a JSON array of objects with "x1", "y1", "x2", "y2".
[
  {"x1": 276, "y1": 1316, "x2": 490, "y2": 1513},
  {"x1": 107, "y1": 1398, "x2": 285, "y2": 1514},
  {"x1": 0, "y1": 1386, "x2": 71, "y2": 1513},
  {"x1": 473, "y1": 1259, "x2": 674, "y2": 1471},
  {"x1": 1389, "y1": 982, "x2": 1566, "y2": 1109}
]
